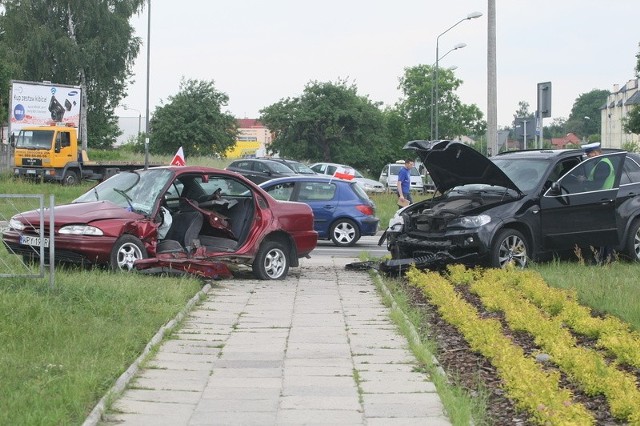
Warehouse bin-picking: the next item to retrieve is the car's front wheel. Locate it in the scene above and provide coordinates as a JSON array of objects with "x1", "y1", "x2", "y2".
[
  {"x1": 490, "y1": 229, "x2": 529, "y2": 269},
  {"x1": 110, "y1": 235, "x2": 147, "y2": 271},
  {"x1": 625, "y1": 218, "x2": 640, "y2": 261},
  {"x1": 330, "y1": 219, "x2": 360, "y2": 247},
  {"x1": 252, "y1": 240, "x2": 289, "y2": 280}
]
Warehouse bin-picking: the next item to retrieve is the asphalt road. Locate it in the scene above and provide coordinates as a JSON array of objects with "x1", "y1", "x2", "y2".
[{"x1": 313, "y1": 234, "x2": 389, "y2": 259}]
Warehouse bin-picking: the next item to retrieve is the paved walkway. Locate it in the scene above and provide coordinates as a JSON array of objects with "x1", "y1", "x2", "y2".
[{"x1": 100, "y1": 257, "x2": 450, "y2": 425}]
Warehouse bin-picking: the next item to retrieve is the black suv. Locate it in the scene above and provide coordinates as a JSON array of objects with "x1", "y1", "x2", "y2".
[
  {"x1": 382, "y1": 140, "x2": 640, "y2": 269},
  {"x1": 226, "y1": 158, "x2": 297, "y2": 184}
]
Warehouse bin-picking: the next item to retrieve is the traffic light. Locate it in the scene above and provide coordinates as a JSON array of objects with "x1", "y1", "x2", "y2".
[{"x1": 537, "y1": 82, "x2": 552, "y2": 118}]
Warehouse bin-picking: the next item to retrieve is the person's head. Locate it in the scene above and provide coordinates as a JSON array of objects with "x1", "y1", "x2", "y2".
[
  {"x1": 582, "y1": 142, "x2": 602, "y2": 158},
  {"x1": 404, "y1": 159, "x2": 414, "y2": 169}
]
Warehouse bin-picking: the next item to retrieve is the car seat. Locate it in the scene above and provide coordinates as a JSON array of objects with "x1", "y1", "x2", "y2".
[{"x1": 156, "y1": 210, "x2": 203, "y2": 254}]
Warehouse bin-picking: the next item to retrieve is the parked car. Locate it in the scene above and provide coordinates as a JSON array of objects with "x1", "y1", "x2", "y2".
[
  {"x1": 264, "y1": 158, "x2": 316, "y2": 175},
  {"x1": 226, "y1": 158, "x2": 297, "y2": 184},
  {"x1": 310, "y1": 162, "x2": 385, "y2": 194},
  {"x1": 260, "y1": 175, "x2": 379, "y2": 246},
  {"x1": 379, "y1": 161, "x2": 425, "y2": 193},
  {"x1": 2, "y1": 166, "x2": 318, "y2": 280},
  {"x1": 382, "y1": 140, "x2": 640, "y2": 269}
]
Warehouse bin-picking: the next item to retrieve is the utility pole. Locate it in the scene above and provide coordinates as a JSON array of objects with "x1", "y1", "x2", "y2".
[{"x1": 487, "y1": 0, "x2": 497, "y2": 156}]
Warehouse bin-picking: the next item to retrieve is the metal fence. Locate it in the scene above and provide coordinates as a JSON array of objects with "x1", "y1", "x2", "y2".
[
  {"x1": 0, "y1": 194, "x2": 55, "y2": 288},
  {"x1": 1, "y1": 143, "x2": 13, "y2": 173}
]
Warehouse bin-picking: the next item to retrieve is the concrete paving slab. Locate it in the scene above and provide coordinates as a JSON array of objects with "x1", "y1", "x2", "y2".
[{"x1": 96, "y1": 258, "x2": 451, "y2": 425}]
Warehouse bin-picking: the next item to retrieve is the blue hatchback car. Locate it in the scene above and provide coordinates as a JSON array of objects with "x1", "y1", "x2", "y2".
[{"x1": 260, "y1": 176, "x2": 380, "y2": 246}]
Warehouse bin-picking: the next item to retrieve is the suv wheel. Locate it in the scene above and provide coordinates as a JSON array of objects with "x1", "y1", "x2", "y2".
[{"x1": 490, "y1": 229, "x2": 529, "y2": 269}]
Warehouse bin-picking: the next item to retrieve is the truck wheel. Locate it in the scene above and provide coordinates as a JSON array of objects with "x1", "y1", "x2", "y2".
[
  {"x1": 110, "y1": 235, "x2": 147, "y2": 272},
  {"x1": 252, "y1": 240, "x2": 289, "y2": 280},
  {"x1": 62, "y1": 170, "x2": 79, "y2": 185}
]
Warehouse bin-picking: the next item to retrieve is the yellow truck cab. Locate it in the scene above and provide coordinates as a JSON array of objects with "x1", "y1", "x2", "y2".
[{"x1": 12, "y1": 124, "x2": 139, "y2": 184}]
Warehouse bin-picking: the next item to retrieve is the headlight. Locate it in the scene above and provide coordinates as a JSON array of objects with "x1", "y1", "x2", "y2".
[
  {"x1": 387, "y1": 214, "x2": 405, "y2": 232},
  {"x1": 9, "y1": 217, "x2": 25, "y2": 231},
  {"x1": 59, "y1": 225, "x2": 104, "y2": 236},
  {"x1": 450, "y1": 214, "x2": 491, "y2": 228}
]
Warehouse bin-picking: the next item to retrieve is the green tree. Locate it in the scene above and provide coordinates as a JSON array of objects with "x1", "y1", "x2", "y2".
[
  {"x1": 565, "y1": 89, "x2": 609, "y2": 140},
  {"x1": 149, "y1": 78, "x2": 237, "y2": 156},
  {"x1": 623, "y1": 42, "x2": 640, "y2": 134},
  {"x1": 259, "y1": 80, "x2": 389, "y2": 174},
  {"x1": 0, "y1": 0, "x2": 144, "y2": 149},
  {"x1": 397, "y1": 64, "x2": 485, "y2": 142}
]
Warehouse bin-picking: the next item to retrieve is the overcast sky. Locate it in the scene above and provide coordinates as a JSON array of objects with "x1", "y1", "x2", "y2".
[{"x1": 118, "y1": 0, "x2": 639, "y2": 130}]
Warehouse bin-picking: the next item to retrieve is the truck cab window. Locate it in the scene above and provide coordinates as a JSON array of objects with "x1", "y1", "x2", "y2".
[{"x1": 59, "y1": 132, "x2": 71, "y2": 148}]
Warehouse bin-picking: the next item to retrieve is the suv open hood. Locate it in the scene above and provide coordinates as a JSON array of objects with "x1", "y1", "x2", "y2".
[{"x1": 404, "y1": 140, "x2": 520, "y2": 193}]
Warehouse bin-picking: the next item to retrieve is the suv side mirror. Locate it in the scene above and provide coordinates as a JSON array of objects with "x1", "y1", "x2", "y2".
[{"x1": 549, "y1": 181, "x2": 561, "y2": 195}]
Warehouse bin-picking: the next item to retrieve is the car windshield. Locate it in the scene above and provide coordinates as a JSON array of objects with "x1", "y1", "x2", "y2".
[
  {"x1": 266, "y1": 161, "x2": 296, "y2": 173},
  {"x1": 73, "y1": 168, "x2": 174, "y2": 215},
  {"x1": 491, "y1": 158, "x2": 548, "y2": 192},
  {"x1": 287, "y1": 161, "x2": 315, "y2": 174}
]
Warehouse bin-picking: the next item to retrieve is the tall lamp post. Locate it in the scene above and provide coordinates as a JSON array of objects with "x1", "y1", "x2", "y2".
[
  {"x1": 434, "y1": 11, "x2": 482, "y2": 140},
  {"x1": 144, "y1": 0, "x2": 151, "y2": 169},
  {"x1": 430, "y1": 45, "x2": 465, "y2": 140},
  {"x1": 123, "y1": 105, "x2": 142, "y2": 138}
]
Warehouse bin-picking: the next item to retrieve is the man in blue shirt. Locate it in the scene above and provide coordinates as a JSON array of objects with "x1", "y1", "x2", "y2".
[{"x1": 396, "y1": 159, "x2": 414, "y2": 207}]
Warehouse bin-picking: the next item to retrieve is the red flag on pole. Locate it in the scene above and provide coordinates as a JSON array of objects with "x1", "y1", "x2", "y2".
[
  {"x1": 333, "y1": 166, "x2": 355, "y2": 180},
  {"x1": 170, "y1": 147, "x2": 185, "y2": 166}
]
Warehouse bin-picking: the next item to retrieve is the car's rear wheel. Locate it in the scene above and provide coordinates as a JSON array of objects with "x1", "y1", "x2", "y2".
[
  {"x1": 330, "y1": 219, "x2": 360, "y2": 247},
  {"x1": 252, "y1": 240, "x2": 289, "y2": 280},
  {"x1": 110, "y1": 235, "x2": 147, "y2": 271},
  {"x1": 625, "y1": 218, "x2": 640, "y2": 261},
  {"x1": 490, "y1": 229, "x2": 529, "y2": 269}
]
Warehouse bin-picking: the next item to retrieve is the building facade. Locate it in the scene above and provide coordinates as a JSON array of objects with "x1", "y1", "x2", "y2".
[
  {"x1": 226, "y1": 118, "x2": 273, "y2": 158},
  {"x1": 601, "y1": 78, "x2": 640, "y2": 148}
]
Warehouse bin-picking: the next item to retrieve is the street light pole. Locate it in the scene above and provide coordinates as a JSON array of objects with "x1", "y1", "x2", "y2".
[
  {"x1": 430, "y1": 46, "x2": 464, "y2": 140},
  {"x1": 523, "y1": 120, "x2": 528, "y2": 150},
  {"x1": 123, "y1": 105, "x2": 142, "y2": 138},
  {"x1": 434, "y1": 11, "x2": 482, "y2": 140},
  {"x1": 144, "y1": 0, "x2": 151, "y2": 169}
]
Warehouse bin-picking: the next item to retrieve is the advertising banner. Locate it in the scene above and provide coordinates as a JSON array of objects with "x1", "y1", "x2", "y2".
[{"x1": 8, "y1": 80, "x2": 82, "y2": 135}]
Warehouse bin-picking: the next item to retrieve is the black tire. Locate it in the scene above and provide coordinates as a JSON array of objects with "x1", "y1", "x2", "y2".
[
  {"x1": 252, "y1": 240, "x2": 289, "y2": 280},
  {"x1": 330, "y1": 219, "x2": 360, "y2": 247},
  {"x1": 490, "y1": 229, "x2": 529, "y2": 269},
  {"x1": 625, "y1": 218, "x2": 640, "y2": 262},
  {"x1": 110, "y1": 235, "x2": 147, "y2": 272},
  {"x1": 62, "y1": 170, "x2": 79, "y2": 185}
]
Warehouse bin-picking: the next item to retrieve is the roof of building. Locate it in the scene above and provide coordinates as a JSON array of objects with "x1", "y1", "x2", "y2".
[
  {"x1": 236, "y1": 118, "x2": 264, "y2": 129},
  {"x1": 625, "y1": 90, "x2": 640, "y2": 105}
]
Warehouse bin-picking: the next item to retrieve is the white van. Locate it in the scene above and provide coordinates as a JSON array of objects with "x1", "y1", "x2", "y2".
[{"x1": 379, "y1": 161, "x2": 425, "y2": 193}]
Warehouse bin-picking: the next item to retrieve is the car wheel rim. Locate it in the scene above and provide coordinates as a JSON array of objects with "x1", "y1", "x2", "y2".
[
  {"x1": 117, "y1": 242, "x2": 143, "y2": 271},
  {"x1": 333, "y1": 222, "x2": 355, "y2": 244},
  {"x1": 635, "y1": 228, "x2": 640, "y2": 259},
  {"x1": 263, "y1": 248, "x2": 286, "y2": 279},
  {"x1": 498, "y1": 234, "x2": 527, "y2": 268}
]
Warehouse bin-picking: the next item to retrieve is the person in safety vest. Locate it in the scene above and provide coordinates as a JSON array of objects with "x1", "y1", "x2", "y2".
[{"x1": 582, "y1": 142, "x2": 615, "y2": 190}]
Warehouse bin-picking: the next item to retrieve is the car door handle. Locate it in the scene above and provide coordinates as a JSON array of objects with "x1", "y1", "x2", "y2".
[
  {"x1": 323, "y1": 205, "x2": 335, "y2": 210},
  {"x1": 600, "y1": 199, "x2": 614, "y2": 205}
]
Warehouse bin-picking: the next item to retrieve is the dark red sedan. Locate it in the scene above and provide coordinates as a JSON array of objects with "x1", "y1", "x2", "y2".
[{"x1": 3, "y1": 166, "x2": 318, "y2": 280}]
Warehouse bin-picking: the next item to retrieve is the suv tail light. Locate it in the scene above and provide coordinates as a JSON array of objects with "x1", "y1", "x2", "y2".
[{"x1": 356, "y1": 204, "x2": 374, "y2": 216}]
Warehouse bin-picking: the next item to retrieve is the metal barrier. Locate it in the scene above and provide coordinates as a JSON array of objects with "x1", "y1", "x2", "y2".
[
  {"x1": 0, "y1": 143, "x2": 13, "y2": 173},
  {"x1": 0, "y1": 194, "x2": 55, "y2": 288}
]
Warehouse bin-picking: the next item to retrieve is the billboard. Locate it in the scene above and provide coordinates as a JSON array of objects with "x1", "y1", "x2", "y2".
[{"x1": 8, "y1": 80, "x2": 82, "y2": 135}]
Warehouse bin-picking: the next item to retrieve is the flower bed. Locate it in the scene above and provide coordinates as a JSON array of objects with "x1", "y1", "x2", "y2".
[{"x1": 406, "y1": 265, "x2": 640, "y2": 425}]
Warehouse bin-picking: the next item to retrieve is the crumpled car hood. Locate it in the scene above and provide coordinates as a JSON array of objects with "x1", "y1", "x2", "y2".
[
  {"x1": 15, "y1": 201, "x2": 142, "y2": 224},
  {"x1": 404, "y1": 140, "x2": 520, "y2": 193}
]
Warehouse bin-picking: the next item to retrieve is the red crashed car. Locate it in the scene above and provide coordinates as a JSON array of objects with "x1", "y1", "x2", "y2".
[{"x1": 2, "y1": 166, "x2": 318, "y2": 279}]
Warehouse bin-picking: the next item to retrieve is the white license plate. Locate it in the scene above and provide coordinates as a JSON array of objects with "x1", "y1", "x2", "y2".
[
  {"x1": 26, "y1": 169, "x2": 36, "y2": 175},
  {"x1": 20, "y1": 235, "x2": 50, "y2": 248}
]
